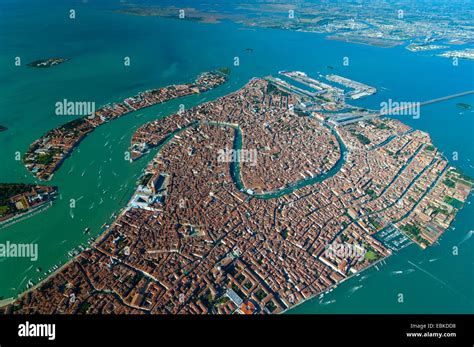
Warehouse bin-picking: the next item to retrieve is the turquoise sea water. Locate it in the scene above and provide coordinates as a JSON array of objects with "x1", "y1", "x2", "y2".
[{"x1": 0, "y1": 1, "x2": 472, "y2": 313}]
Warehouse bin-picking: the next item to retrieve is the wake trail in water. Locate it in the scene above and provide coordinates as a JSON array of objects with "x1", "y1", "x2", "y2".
[
  {"x1": 320, "y1": 299, "x2": 336, "y2": 306},
  {"x1": 347, "y1": 285, "x2": 363, "y2": 297},
  {"x1": 391, "y1": 268, "x2": 415, "y2": 275},
  {"x1": 458, "y1": 230, "x2": 473, "y2": 246},
  {"x1": 407, "y1": 260, "x2": 471, "y2": 304},
  {"x1": 23, "y1": 265, "x2": 33, "y2": 274}
]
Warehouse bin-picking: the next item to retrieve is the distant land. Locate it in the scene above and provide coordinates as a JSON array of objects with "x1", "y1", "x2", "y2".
[
  {"x1": 457, "y1": 102, "x2": 472, "y2": 110},
  {"x1": 114, "y1": 2, "x2": 474, "y2": 53}
]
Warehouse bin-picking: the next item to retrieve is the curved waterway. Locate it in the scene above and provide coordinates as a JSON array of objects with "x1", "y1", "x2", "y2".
[
  {"x1": 229, "y1": 122, "x2": 347, "y2": 199},
  {"x1": 158, "y1": 118, "x2": 346, "y2": 200}
]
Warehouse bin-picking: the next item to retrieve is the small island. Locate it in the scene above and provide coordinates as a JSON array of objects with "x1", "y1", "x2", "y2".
[
  {"x1": 27, "y1": 58, "x2": 69, "y2": 68},
  {"x1": 456, "y1": 102, "x2": 472, "y2": 110},
  {"x1": 0, "y1": 183, "x2": 58, "y2": 227}
]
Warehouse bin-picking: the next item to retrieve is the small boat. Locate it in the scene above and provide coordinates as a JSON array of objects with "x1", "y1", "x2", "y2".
[{"x1": 84, "y1": 227, "x2": 90, "y2": 234}]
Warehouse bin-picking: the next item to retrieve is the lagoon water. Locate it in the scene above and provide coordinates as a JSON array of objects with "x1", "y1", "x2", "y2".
[{"x1": 0, "y1": 0, "x2": 473, "y2": 313}]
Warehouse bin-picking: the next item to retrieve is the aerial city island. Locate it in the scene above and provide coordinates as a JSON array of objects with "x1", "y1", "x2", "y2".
[
  {"x1": 1, "y1": 69, "x2": 471, "y2": 314},
  {"x1": 0, "y1": 2, "x2": 472, "y2": 332}
]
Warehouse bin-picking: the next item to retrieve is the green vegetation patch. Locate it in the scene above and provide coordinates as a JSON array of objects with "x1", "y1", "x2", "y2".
[
  {"x1": 365, "y1": 188, "x2": 376, "y2": 199},
  {"x1": 400, "y1": 223, "x2": 429, "y2": 245},
  {"x1": 444, "y1": 196, "x2": 463, "y2": 209},
  {"x1": 37, "y1": 152, "x2": 55, "y2": 165},
  {"x1": 0, "y1": 205, "x2": 9, "y2": 216},
  {"x1": 354, "y1": 133, "x2": 371, "y2": 145},
  {"x1": 231, "y1": 283, "x2": 245, "y2": 299},
  {"x1": 78, "y1": 301, "x2": 91, "y2": 314},
  {"x1": 367, "y1": 216, "x2": 382, "y2": 230},
  {"x1": 442, "y1": 178, "x2": 455, "y2": 188},
  {"x1": 138, "y1": 173, "x2": 153, "y2": 186},
  {"x1": 217, "y1": 67, "x2": 231, "y2": 75},
  {"x1": 255, "y1": 289, "x2": 267, "y2": 301},
  {"x1": 0, "y1": 183, "x2": 33, "y2": 205},
  {"x1": 425, "y1": 145, "x2": 435, "y2": 152},
  {"x1": 364, "y1": 250, "x2": 379, "y2": 262},
  {"x1": 265, "y1": 300, "x2": 277, "y2": 313}
]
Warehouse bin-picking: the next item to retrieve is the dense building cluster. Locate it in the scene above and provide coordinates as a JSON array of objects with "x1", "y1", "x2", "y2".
[
  {"x1": 131, "y1": 79, "x2": 341, "y2": 193},
  {"x1": 3, "y1": 76, "x2": 471, "y2": 315}
]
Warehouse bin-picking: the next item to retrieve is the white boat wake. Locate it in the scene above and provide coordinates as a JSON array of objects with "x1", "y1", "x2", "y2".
[{"x1": 458, "y1": 230, "x2": 473, "y2": 246}]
